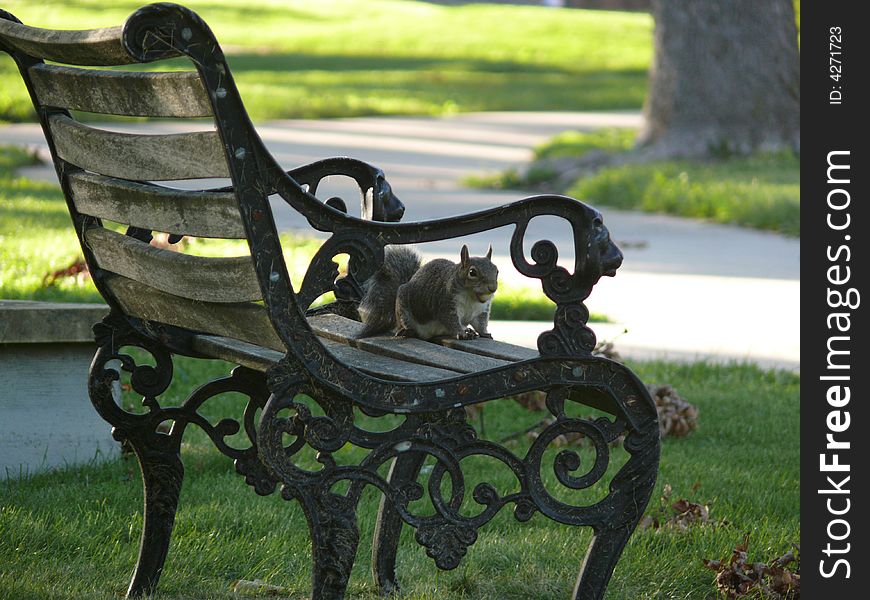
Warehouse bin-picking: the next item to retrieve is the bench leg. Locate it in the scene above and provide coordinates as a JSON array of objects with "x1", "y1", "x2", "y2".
[
  {"x1": 298, "y1": 493, "x2": 360, "y2": 600},
  {"x1": 125, "y1": 442, "x2": 184, "y2": 598},
  {"x1": 572, "y1": 524, "x2": 635, "y2": 600},
  {"x1": 371, "y1": 452, "x2": 426, "y2": 595}
]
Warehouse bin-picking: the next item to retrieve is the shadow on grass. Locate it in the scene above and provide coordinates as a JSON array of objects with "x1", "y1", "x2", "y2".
[{"x1": 1, "y1": 50, "x2": 647, "y2": 122}]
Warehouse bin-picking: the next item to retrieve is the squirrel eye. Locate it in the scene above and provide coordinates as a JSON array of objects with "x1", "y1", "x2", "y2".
[{"x1": 468, "y1": 267, "x2": 478, "y2": 277}]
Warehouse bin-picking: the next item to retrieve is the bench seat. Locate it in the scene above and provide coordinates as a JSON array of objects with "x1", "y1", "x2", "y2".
[{"x1": 191, "y1": 314, "x2": 539, "y2": 382}]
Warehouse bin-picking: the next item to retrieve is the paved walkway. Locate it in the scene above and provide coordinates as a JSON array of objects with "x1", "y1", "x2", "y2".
[{"x1": 0, "y1": 112, "x2": 799, "y2": 370}]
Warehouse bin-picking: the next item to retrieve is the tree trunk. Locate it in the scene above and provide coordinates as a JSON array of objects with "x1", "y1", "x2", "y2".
[{"x1": 639, "y1": 0, "x2": 800, "y2": 157}]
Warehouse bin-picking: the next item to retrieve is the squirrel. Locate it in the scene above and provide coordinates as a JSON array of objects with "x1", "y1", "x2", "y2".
[{"x1": 357, "y1": 245, "x2": 499, "y2": 340}]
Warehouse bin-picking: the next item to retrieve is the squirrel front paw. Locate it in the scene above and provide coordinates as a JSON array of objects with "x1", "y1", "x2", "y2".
[
  {"x1": 395, "y1": 328, "x2": 412, "y2": 338},
  {"x1": 458, "y1": 328, "x2": 479, "y2": 340}
]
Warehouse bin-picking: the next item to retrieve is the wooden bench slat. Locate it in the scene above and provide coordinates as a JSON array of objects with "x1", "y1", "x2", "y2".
[
  {"x1": 29, "y1": 64, "x2": 212, "y2": 118},
  {"x1": 190, "y1": 334, "x2": 459, "y2": 382},
  {"x1": 356, "y1": 337, "x2": 509, "y2": 374},
  {"x1": 0, "y1": 21, "x2": 137, "y2": 66},
  {"x1": 103, "y1": 276, "x2": 520, "y2": 380},
  {"x1": 190, "y1": 334, "x2": 282, "y2": 371},
  {"x1": 107, "y1": 275, "x2": 462, "y2": 382},
  {"x1": 308, "y1": 313, "x2": 372, "y2": 344},
  {"x1": 321, "y1": 339, "x2": 460, "y2": 381},
  {"x1": 103, "y1": 274, "x2": 283, "y2": 350},
  {"x1": 48, "y1": 114, "x2": 229, "y2": 180},
  {"x1": 440, "y1": 337, "x2": 539, "y2": 362},
  {"x1": 86, "y1": 228, "x2": 261, "y2": 303},
  {"x1": 69, "y1": 171, "x2": 246, "y2": 239},
  {"x1": 308, "y1": 314, "x2": 510, "y2": 374}
]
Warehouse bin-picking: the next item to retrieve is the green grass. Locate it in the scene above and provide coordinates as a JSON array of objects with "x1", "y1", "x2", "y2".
[
  {"x1": 492, "y1": 281, "x2": 608, "y2": 323},
  {"x1": 0, "y1": 146, "x2": 98, "y2": 303},
  {"x1": 0, "y1": 360, "x2": 799, "y2": 599},
  {"x1": 463, "y1": 165, "x2": 557, "y2": 192},
  {"x1": 570, "y1": 152, "x2": 801, "y2": 236},
  {"x1": 463, "y1": 128, "x2": 638, "y2": 190},
  {"x1": 534, "y1": 128, "x2": 638, "y2": 160},
  {"x1": 466, "y1": 129, "x2": 800, "y2": 236},
  {"x1": 0, "y1": 0, "x2": 652, "y2": 122}
]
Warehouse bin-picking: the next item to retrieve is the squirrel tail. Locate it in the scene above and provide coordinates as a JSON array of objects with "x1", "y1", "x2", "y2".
[{"x1": 358, "y1": 246, "x2": 422, "y2": 336}]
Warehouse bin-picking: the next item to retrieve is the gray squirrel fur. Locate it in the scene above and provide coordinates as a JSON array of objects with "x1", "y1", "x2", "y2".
[{"x1": 358, "y1": 245, "x2": 499, "y2": 340}]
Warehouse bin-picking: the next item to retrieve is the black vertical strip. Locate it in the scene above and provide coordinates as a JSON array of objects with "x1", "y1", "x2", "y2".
[{"x1": 802, "y1": 2, "x2": 867, "y2": 596}]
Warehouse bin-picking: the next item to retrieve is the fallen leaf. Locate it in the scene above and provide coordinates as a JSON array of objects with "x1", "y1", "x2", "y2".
[
  {"x1": 647, "y1": 383, "x2": 699, "y2": 438},
  {"x1": 703, "y1": 536, "x2": 800, "y2": 599},
  {"x1": 231, "y1": 579, "x2": 289, "y2": 596},
  {"x1": 41, "y1": 257, "x2": 90, "y2": 287},
  {"x1": 514, "y1": 391, "x2": 548, "y2": 412}
]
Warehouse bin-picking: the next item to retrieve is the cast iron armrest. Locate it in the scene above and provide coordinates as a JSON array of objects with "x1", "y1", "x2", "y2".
[
  {"x1": 271, "y1": 163, "x2": 621, "y2": 356},
  {"x1": 285, "y1": 157, "x2": 405, "y2": 223},
  {"x1": 204, "y1": 157, "x2": 405, "y2": 222}
]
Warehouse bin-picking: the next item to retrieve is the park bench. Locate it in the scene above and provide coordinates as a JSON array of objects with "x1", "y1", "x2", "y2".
[{"x1": 0, "y1": 4, "x2": 660, "y2": 599}]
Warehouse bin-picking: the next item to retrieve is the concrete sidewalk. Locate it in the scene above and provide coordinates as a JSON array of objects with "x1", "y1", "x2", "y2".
[{"x1": 0, "y1": 111, "x2": 799, "y2": 370}]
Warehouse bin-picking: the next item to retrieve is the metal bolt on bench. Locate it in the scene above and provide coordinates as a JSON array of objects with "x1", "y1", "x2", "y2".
[{"x1": 1, "y1": 4, "x2": 659, "y2": 599}]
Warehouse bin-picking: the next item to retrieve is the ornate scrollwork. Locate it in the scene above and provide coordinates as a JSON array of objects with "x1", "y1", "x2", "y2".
[
  {"x1": 257, "y1": 370, "x2": 356, "y2": 486},
  {"x1": 89, "y1": 312, "x2": 278, "y2": 495},
  {"x1": 511, "y1": 230, "x2": 582, "y2": 304},
  {"x1": 297, "y1": 234, "x2": 385, "y2": 309},
  {"x1": 257, "y1": 370, "x2": 656, "y2": 583},
  {"x1": 528, "y1": 417, "x2": 610, "y2": 493},
  {"x1": 505, "y1": 205, "x2": 621, "y2": 357},
  {"x1": 416, "y1": 521, "x2": 478, "y2": 570},
  {"x1": 284, "y1": 192, "x2": 621, "y2": 362},
  {"x1": 123, "y1": 2, "x2": 220, "y2": 63},
  {"x1": 99, "y1": 333, "x2": 655, "y2": 592},
  {"x1": 415, "y1": 408, "x2": 478, "y2": 448},
  {"x1": 537, "y1": 303, "x2": 597, "y2": 355}
]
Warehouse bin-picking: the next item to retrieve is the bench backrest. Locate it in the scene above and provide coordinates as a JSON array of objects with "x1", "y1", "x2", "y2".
[{"x1": 0, "y1": 4, "x2": 301, "y2": 352}]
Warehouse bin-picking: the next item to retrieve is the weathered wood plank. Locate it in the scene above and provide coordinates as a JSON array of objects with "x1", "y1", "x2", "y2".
[
  {"x1": 321, "y1": 339, "x2": 459, "y2": 381},
  {"x1": 309, "y1": 312, "x2": 535, "y2": 364},
  {"x1": 308, "y1": 313, "x2": 369, "y2": 343},
  {"x1": 356, "y1": 337, "x2": 509, "y2": 374},
  {"x1": 308, "y1": 314, "x2": 510, "y2": 373},
  {"x1": 0, "y1": 21, "x2": 138, "y2": 66},
  {"x1": 440, "y1": 337, "x2": 539, "y2": 362},
  {"x1": 191, "y1": 334, "x2": 458, "y2": 381},
  {"x1": 101, "y1": 277, "x2": 500, "y2": 382},
  {"x1": 29, "y1": 64, "x2": 212, "y2": 117},
  {"x1": 48, "y1": 114, "x2": 229, "y2": 180},
  {"x1": 190, "y1": 334, "x2": 283, "y2": 372},
  {"x1": 69, "y1": 171, "x2": 246, "y2": 239},
  {"x1": 85, "y1": 227, "x2": 260, "y2": 303},
  {"x1": 102, "y1": 274, "x2": 283, "y2": 350}
]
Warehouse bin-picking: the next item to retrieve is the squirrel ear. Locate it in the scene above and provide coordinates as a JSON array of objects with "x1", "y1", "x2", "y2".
[
  {"x1": 460, "y1": 244, "x2": 469, "y2": 266},
  {"x1": 486, "y1": 244, "x2": 492, "y2": 260}
]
